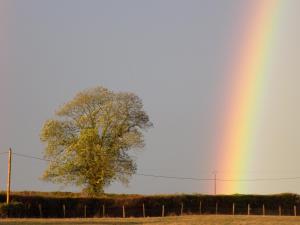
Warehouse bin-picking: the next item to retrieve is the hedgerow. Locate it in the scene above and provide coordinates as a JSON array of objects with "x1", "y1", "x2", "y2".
[{"x1": 0, "y1": 192, "x2": 299, "y2": 218}]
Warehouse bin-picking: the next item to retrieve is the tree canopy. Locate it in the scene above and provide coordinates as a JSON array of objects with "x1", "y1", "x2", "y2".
[{"x1": 40, "y1": 86, "x2": 152, "y2": 195}]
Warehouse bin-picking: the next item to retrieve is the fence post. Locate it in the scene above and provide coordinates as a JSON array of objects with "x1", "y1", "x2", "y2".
[
  {"x1": 262, "y1": 204, "x2": 265, "y2": 216},
  {"x1": 142, "y1": 203, "x2": 145, "y2": 217},
  {"x1": 122, "y1": 205, "x2": 126, "y2": 218},
  {"x1": 26, "y1": 203, "x2": 31, "y2": 217},
  {"x1": 38, "y1": 204, "x2": 43, "y2": 218},
  {"x1": 102, "y1": 205, "x2": 105, "y2": 217},
  {"x1": 180, "y1": 203, "x2": 183, "y2": 216},
  {"x1": 215, "y1": 202, "x2": 218, "y2": 215},
  {"x1": 232, "y1": 203, "x2": 235, "y2": 215},
  {"x1": 63, "y1": 204, "x2": 66, "y2": 218},
  {"x1": 279, "y1": 205, "x2": 281, "y2": 216},
  {"x1": 199, "y1": 201, "x2": 202, "y2": 215},
  {"x1": 84, "y1": 205, "x2": 87, "y2": 218},
  {"x1": 247, "y1": 204, "x2": 250, "y2": 215},
  {"x1": 294, "y1": 205, "x2": 297, "y2": 216},
  {"x1": 162, "y1": 205, "x2": 165, "y2": 217}
]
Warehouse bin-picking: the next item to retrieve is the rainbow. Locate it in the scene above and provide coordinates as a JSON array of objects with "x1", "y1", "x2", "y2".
[{"x1": 217, "y1": 0, "x2": 282, "y2": 194}]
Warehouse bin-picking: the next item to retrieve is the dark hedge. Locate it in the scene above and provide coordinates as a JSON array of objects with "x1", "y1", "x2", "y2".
[
  {"x1": 0, "y1": 202, "x2": 25, "y2": 218},
  {"x1": 0, "y1": 193, "x2": 299, "y2": 218}
]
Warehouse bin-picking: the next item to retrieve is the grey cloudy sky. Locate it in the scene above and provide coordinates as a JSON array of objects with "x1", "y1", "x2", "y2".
[{"x1": 0, "y1": 0, "x2": 299, "y2": 195}]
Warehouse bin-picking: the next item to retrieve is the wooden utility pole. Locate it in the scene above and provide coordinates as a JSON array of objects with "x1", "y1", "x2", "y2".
[
  {"x1": 6, "y1": 148, "x2": 12, "y2": 204},
  {"x1": 213, "y1": 171, "x2": 217, "y2": 195}
]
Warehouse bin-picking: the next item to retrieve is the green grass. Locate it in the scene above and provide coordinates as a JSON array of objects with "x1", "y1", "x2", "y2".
[{"x1": 1, "y1": 215, "x2": 300, "y2": 225}]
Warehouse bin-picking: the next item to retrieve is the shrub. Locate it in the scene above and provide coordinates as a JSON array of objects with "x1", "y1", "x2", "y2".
[{"x1": 0, "y1": 202, "x2": 25, "y2": 218}]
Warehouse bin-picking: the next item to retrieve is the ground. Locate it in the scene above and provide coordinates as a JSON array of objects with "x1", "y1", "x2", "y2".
[{"x1": 1, "y1": 215, "x2": 300, "y2": 225}]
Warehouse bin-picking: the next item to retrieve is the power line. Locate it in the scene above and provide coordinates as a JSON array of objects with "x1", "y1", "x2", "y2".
[
  {"x1": 12, "y1": 152, "x2": 132, "y2": 163},
  {"x1": 12, "y1": 152, "x2": 212, "y2": 181},
  {"x1": 11, "y1": 152, "x2": 213, "y2": 180},
  {"x1": 10, "y1": 152, "x2": 300, "y2": 183},
  {"x1": 12, "y1": 152, "x2": 52, "y2": 162},
  {"x1": 135, "y1": 173, "x2": 213, "y2": 181}
]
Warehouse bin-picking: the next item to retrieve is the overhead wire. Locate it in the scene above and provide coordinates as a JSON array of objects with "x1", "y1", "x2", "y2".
[{"x1": 8, "y1": 152, "x2": 300, "y2": 183}]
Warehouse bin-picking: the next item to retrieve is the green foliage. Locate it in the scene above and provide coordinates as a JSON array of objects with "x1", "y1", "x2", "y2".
[
  {"x1": 0, "y1": 202, "x2": 25, "y2": 218},
  {"x1": 40, "y1": 87, "x2": 152, "y2": 195}
]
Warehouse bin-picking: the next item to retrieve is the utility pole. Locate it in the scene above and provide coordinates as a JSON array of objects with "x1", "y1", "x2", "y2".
[
  {"x1": 213, "y1": 170, "x2": 217, "y2": 195},
  {"x1": 6, "y1": 148, "x2": 12, "y2": 204}
]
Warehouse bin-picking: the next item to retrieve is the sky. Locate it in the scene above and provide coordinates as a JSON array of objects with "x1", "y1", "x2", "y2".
[{"x1": 0, "y1": 0, "x2": 299, "y2": 195}]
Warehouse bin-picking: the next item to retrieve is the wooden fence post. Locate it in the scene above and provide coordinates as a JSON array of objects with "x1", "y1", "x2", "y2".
[
  {"x1": 279, "y1": 205, "x2": 281, "y2": 216},
  {"x1": 262, "y1": 204, "x2": 265, "y2": 216},
  {"x1": 102, "y1": 205, "x2": 105, "y2": 217},
  {"x1": 247, "y1": 204, "x2": 250, "y2": 215},
  {"x1": 232, "y1": 203, "x2": 235, "y2": 215},
  {"x1": 84, "y1": 205, "x2": 87, "y2": 218},
  {"x1": 180, "y1": 203, "x2": 183, "y2": 216},
  {"x1": 162, "y1": 205, "x2": 165, "y2": 217},
  {"x1": 199, "y1": 201, "x2": 202, "y2": 215},
  {"x1": 294, "y1": 205, "x2": 297, "y2": 216},
  {"x1": 26, "y1": 203, "x2": 31, "y2": 217},
  {"x1": 38, "y1": 204, "x2": 43, "y2": 218},
  {"x1": 215, "y1": 202, "x2": 218, "y2": 215},
  {"x1": 142, "y1": 203, "x2": 145, "y2": 217},
  {"x1": 122, "y1": 205, "x2": 126, "y2": 218},
  {"x1": 62, "y1": 204, "x2": 66, "y2": 218}
]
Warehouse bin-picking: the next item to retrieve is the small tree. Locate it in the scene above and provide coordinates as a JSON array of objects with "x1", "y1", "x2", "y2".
[{"x1": 40, "y1": 86, "x2": 152, "y2": 195}]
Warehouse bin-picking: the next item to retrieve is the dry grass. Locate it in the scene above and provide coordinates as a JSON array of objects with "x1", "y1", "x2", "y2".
[{"x1": 1, "y1": 215, "x2": 300, "y2": 225}]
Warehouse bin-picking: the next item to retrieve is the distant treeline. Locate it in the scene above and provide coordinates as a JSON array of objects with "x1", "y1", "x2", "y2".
[{"x1": 0, "y1": 192, "x2": 299, "y2": 218}]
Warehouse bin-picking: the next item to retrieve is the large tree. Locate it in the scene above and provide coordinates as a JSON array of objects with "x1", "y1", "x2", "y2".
[{"x1": 40, "y1": 87, "x2": 152, "y2": 195}]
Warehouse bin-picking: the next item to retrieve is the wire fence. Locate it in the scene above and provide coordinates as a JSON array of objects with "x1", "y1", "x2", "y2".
[{"x1": 16, "y1": 202, "x2": 300, "y2": 218}]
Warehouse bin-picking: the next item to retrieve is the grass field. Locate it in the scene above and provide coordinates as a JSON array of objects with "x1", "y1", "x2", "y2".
[{"x1": 1, "y1": 215, "x2": 300, "y2": 225}]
